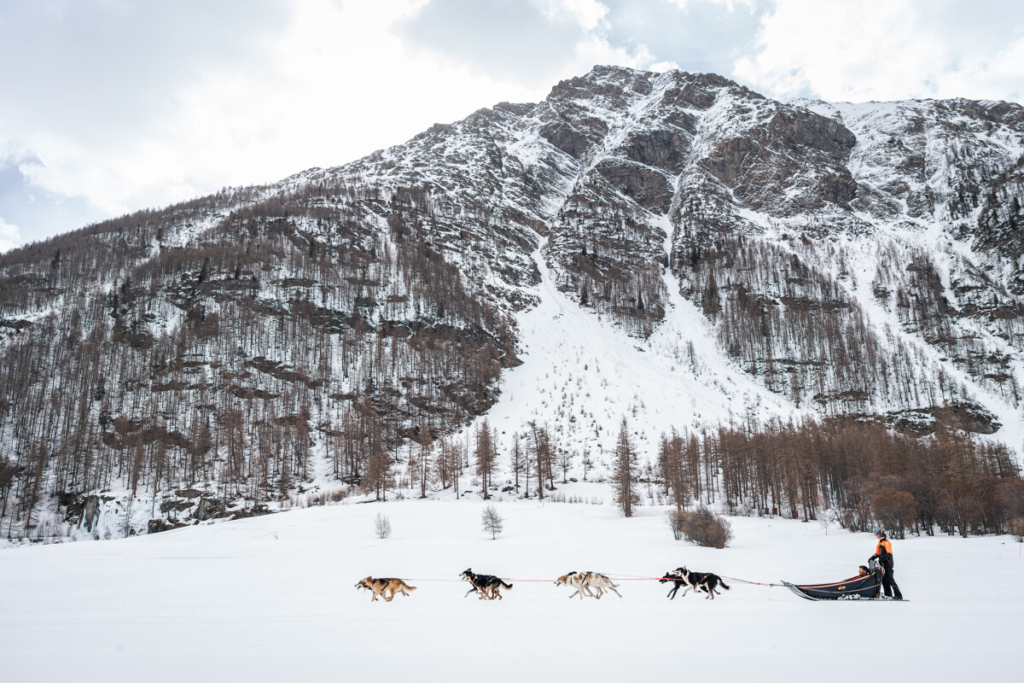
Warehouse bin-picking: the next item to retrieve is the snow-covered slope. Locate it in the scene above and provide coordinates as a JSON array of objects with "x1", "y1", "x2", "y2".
[{"x1": 483, "y1": 235, "x2": 793, "y2": 466}]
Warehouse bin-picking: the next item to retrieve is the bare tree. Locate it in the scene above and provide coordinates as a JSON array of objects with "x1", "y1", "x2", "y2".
[
  {"x1": 481, "y1": 504, "x2": 503, "y2": 540},
  {"x1": 581, "y1": 449, "x2": 593, "y2": 482},
  {"x1": 363, "y1": 443, "x2": 393, "y2": 502},
  {"x1": 436, "y1": 435, "x2": 457, "y2": 490},
  {"x1": 658, "y1": 430, "x2": 689, "y2": 513},
  {"x1": 528, "y1": 421, "x2": 549, "y2": 500},
  {"x1": 556, "y1": 446, "x2": 572, "y2": 484},
  {"x1": 475, "y1": 419, "x2": 496, "y2": 500},
  {"x1": 612, "y1": 418, "x2": 640, "y2": 517},
  {"x1": 510, "y1": 432, "x2": 524, "y2": 492},
  {"x1": 416, "y1": 425, "x2": 433, "y2": 499}
]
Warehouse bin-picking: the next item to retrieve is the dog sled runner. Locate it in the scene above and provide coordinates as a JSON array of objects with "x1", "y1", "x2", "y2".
[{"x1": 782, "y1": 569, "x2": 882, "y2": 601}]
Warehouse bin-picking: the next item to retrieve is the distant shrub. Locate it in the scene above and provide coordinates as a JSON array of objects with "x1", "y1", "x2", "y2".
[
  {"x1": 374, "y1": 512, "x2": 391, "y2": 540},
  {"x1": 666, "y1": 510, "x2": 684, "y2": 540},
  {"x1": 1009, "y1": 517, "x2": 1024, "y2": 543},
  {"x1": 673, "y1": 506, "x2": 733, "y2": 549}
]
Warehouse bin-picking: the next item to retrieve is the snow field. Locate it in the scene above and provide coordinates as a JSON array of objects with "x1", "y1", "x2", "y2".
[{"x1": 1, "y1": 500, "x2": 1021, "y2": 683}]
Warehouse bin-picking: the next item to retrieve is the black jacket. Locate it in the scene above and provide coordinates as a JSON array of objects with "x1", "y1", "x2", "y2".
[{"x1": 870, "y1": 537, "x2": 894, "y2": 569}]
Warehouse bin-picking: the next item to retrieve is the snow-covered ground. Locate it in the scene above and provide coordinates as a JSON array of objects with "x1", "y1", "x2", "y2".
[{"x1": 1, "y1": 500, "x2": 1020, "y2": 682}]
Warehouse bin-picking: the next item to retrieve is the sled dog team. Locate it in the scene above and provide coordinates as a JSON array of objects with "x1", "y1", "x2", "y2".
[{"x1": 355, "y1": 566, "x2": 728, "y2": 602}]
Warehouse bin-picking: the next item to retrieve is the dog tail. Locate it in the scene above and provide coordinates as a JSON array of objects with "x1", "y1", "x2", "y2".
[
  {"x1": 720, "y1": 579, "x2": 730, "y2": 590},
  {"x1": 407, "y1": 585, "x2": 418, "y2": 591},
  {"x1": 501, "y1": 580, "x2": 513, "y2": 589}
]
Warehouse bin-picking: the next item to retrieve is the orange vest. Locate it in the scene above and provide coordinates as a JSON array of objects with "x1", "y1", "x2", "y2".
[{"x1": 875, "y1": 538, "x2": 893, "y2": 556}]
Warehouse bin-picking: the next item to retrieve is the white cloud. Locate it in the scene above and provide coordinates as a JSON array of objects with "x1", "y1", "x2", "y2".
[
  {"x1": 1, "y1": 0, "x2": 548, "y2": 244},
  {"x1": 542, "y1": 0, "x2": 610, "y2": 31},
  {"x1": 0, "y1": 217, "x2": 20, "y2": 253},
  {"x1": 572, "y1": 33, "x2": 660, "y2": 73},
  {"x1": 649, "y1": 61, "x2": 682, "y2": 73},
  {"x1": 733, "y1": 0, "x2": 1024, "y2": 103},
  {"x1": 665, "y1": 0, "x2": 757, "y2": 11}
]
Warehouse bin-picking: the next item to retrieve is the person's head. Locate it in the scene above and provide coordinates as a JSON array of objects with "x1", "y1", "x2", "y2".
[
  {"x1": 875, "y1": 529, "x2": 885, "y2": 539},
  {"x1": 858, "y1": 565, "x2": 870, "y2": 576}
]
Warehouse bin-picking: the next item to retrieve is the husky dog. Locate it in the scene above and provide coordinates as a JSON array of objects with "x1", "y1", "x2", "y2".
[
  {"x1": 555, "y1": 571, "x2": 592, "y2": 599},
  {"x1": 659, "y1": 572, "x2": 690, "y2": 599},
  {"x1": 583, "y1": 572, "x2": 622, "y2": 599},
  {"x1": 460, "y1": 569, "x2": 513, "y2": 600},
  {"x1": 355, "y1": 576, "x2": 418, "y2": 602},
  {"x1": 659, "y1": 567, "x2": 730, "y2": 600},
  {"x1": 554, "y1": 571, "x2": 623, "y2": 599}
]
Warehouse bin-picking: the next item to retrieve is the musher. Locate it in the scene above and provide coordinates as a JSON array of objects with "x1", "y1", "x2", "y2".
[{"x1": 868, "y1": 530, "x2": 903, "y2": 600}]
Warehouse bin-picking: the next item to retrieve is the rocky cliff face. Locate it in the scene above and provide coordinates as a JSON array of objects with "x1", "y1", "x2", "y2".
[{"x1": 2, "y1": 65, "x2": 1023, "y2": 539}]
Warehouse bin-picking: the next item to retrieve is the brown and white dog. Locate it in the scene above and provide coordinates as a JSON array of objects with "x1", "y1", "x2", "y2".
[
  {"x1": 554, "y1": 571, "x2": 622, "y2": 599},
  {"x1": 355, "y1": 576, "x2": 417, "y2": 602}
]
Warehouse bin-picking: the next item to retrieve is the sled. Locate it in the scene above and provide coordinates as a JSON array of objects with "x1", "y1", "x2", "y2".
[{"x1": 782, "y1": 568, "x2": 883, "y2": 601}]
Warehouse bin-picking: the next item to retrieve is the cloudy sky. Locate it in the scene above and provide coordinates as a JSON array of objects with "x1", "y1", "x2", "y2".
[{"x1": 2, "y1": 0, "x2": 1023, "y2": 251}]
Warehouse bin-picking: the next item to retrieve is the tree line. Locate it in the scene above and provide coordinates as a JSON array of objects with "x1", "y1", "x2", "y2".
[{"x1": 653, "y1": 417, "x2": 1022, "y2": 538}]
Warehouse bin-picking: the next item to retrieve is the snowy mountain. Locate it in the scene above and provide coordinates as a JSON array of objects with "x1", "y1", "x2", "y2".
[{"x1": 2, "y1": 65, "x2": 1024, "y2": 540}]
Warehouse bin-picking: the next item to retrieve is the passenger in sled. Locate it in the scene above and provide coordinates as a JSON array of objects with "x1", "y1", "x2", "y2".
[{"x1": 783, "y1": 529, "x2": 906, "y2": 601}]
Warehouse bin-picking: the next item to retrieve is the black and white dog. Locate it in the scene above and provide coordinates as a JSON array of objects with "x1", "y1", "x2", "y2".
[
  {"x1": 460, "y1": 568, "x2": 513, "y2": 600},
  {"x1": 659, "y1": 566, "x2": 730, "y2": 600}
]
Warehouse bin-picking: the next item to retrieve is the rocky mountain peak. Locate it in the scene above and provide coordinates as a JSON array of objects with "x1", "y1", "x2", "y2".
[{"x1": 2, "y1": 66, "x2": 1024, "y2": 540}]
